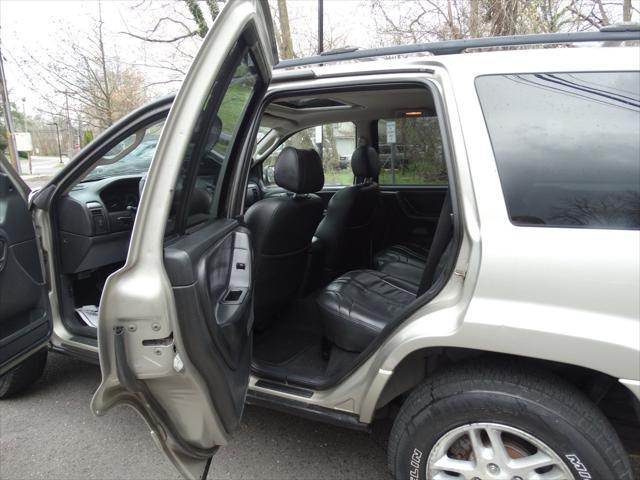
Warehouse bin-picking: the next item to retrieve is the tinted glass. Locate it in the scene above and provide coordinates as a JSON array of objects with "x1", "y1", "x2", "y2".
[
  {"x1": 82, "y1": 121, "x2": 163, "y2": 182},
  {"x1": 262, "y1": 122, "x2": 356, "y2": 187},
  {"x1": 171, "y1": 52, "x2": 259, "y2": 232},
  {"x1": 378, "y1": 117, "x2": 446, "y2": 185},
  {"x1": 476, "y1": 72, "x2": 640, "y2": 230}
]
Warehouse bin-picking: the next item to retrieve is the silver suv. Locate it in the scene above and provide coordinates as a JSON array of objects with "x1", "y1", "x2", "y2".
[{"x1": 1, "y1": 2, "x2": 638, "y2": 479}]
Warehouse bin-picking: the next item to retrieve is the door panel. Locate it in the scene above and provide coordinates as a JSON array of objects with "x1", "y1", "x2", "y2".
[
  {"x1": 376, "y1": 186, "x2": 447, "y2": 252},
  {"x1": 164, "y1": 219, "x2": 252, "y2": 433},
  {"x1": 0, "y1": 172, "x2": 50, "y2": 374}
]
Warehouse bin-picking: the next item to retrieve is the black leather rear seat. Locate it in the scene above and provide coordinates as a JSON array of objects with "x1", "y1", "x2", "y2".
[
  {"x1": 374, "y1": 243, "x2": 429, "y2": 270},
  {"x1": 316, "y1": 269, "x2": 419, "y2": 352},
  {"x1": 317, "y1": 195, "x2": 454, "y2": 353},
  {"x1": 372, "y1": 243, "x2": 429, "y2": 288}
]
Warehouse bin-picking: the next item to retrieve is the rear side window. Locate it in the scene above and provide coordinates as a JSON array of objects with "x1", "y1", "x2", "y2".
[
  {"x1": 476, "y1": 72, "x2": 640, "y2": 230},
  {"x1": 377, "y1": 116, "x2": 446, "y2": 185},
  {"x1": 262, "y1": 122, "x2": 356, "y2": 187}
]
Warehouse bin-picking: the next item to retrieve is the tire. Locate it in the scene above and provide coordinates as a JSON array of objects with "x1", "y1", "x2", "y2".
[
  {"x1": 0, "y1": 349, "x2": 48, "y2": 399},
  {"x1": 388, "y1": 360, "x2": 633, "y2": 480}
]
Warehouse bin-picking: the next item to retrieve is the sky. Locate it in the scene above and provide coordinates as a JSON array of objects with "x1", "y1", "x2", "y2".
[
  {"x1": 0, "y1": 0, "x2": 635, "y2": 123},
  {"x1": 0, "y1": 0, "x2": 376, "y2": 120}
]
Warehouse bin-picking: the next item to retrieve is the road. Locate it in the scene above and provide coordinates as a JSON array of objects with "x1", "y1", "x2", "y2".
[
  {"x1": 0, "y1": 352, "x2": 392, "y2": 480},
  {"x1": 17, "y1": 155, "x2": 70, "y2": 190}
]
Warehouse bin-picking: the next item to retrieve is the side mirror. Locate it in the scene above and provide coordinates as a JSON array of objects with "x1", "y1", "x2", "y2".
[{"x1": 264, "y1": 164, "x2": 276, "y2": 185}]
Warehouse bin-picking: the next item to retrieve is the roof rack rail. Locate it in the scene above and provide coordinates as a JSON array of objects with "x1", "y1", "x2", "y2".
[{"x1": 275, "y1": 28, "x2": 640, "y2": 70}]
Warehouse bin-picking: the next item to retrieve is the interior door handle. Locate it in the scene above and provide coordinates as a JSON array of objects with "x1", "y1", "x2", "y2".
[{"x1": 0, "y1": 237, "x2": 7, "y2": 273}]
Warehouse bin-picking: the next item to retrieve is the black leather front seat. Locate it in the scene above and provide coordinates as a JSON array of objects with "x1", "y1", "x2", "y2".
[
  {"x1": 314, "y1": 143, "x2": 380, "y2": 281},
  {"x1": 317, "y1": 194, "x2": 454, "y2": 352},
  {"x1": 245, "y1": 147, "x2": 324, "y2": 325}
]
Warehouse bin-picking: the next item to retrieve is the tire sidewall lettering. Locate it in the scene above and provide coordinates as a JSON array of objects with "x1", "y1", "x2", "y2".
[
  {"x1": 408, "y1": 447, "x2": 423, "y2": 480},
  {"x1": 565, "y1": 453, "x2": 593, "y2": 479}
]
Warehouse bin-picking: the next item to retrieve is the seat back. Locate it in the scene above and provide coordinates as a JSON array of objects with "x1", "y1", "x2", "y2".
[
  {"x1": 245, "y1": 147, "x2": 324, "y2": 324},
  {"x1": 417, "y1": 193, "x2": 454, "y2": 295},
  {"x1": 315, "y1": 143, "x2": 380, "y2": 281}
]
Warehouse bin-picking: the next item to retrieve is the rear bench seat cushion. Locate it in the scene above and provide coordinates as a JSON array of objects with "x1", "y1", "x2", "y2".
[
  {"x1": 373, "y1": 243, "x2": 429, "y2": 270},
  {"x1": 316, "y1": 269, "x2": 418, "y2": 352}
]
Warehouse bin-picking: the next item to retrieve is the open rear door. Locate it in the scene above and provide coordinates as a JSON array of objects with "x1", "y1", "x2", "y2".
[
  {"x1": 91, "y1": 1, "x2": 277, "y2": 479},
  {"x1": 0, "y1": 157, "x2": 51, "y2": 376}
]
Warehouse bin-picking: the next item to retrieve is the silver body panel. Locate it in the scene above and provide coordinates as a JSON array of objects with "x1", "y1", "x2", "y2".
[
  {"x1": 252, "y1": 47, "x2": 640, "y2": 421},
  {"x1": 38, "y1": 46, "x2": 639, "y2": 425}
]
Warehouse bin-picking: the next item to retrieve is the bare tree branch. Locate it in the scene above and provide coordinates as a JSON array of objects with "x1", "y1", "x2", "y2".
[{"x1": 120, "y1": 30, "x2": 197, "y2": 43}]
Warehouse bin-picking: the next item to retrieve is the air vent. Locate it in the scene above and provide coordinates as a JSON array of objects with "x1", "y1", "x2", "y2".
[{"x1": 88, "y1": 205, "x2": 108, "y2": 234}]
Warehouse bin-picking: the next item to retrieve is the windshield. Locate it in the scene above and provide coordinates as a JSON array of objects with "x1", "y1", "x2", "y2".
[{"x1": 82, "y1": 121, "x2": 164, "y2": 182}]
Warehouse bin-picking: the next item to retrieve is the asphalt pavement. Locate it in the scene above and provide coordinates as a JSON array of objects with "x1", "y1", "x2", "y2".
[
  {"x1": 0, "y1": 352, "x2": 393, "y2": 480},
  {"x1": 17, "y1": 155, "x2": 70, "y2": 190}
]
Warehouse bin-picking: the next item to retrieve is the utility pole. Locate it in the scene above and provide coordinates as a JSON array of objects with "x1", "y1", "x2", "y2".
[
  {"x1": 76, "y1": 113, "x2": 82, "y2": 149},
  {"x1": 317, "y1": 0, "x2": 324, "y2": 55},
  {"x1": 0, "y1": 47, "x2": 21, "y2": 173},
  {"x1": 48, "y1": 122, "x2": 63, "y2": 165},
  {"x1": 21, "y1": 97, "x2": 27, "y2": 132},
  {"x1": 64, "y1": 89, "x2": 72, "y2": 157}
]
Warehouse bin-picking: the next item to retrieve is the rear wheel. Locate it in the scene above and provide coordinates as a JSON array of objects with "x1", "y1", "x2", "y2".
[
  {"x1": 387, "y1": 361, "x2": 634, "y2": 480},
  {"x1": 0, "y1": 349, "x2": 47, "y2": 398}
]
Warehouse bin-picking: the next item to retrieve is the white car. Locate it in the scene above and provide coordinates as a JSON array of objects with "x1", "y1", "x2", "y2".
[{"x1": 1, "y1": 2, "x2": 638, "y2": 479}]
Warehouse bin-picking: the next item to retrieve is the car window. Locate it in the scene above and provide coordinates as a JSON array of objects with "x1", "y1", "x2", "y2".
[
  {"x1": 476, "y1": 71, "x2": 640, "y2": 230},
  {"x1": 81, "y1": 121, "x2": 164, "y2": 182},
  {"x1": 262, "y1": 122, "x2": 356, "y2": 187},
  {"x1": 377, "y1": 116, "x2": 446, "y2": 185},
  {"x1": 170, "y1": 51, "x2": 259, "y2": 233}
]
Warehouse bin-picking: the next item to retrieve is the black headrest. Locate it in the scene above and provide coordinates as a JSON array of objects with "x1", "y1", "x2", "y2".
[
  {"x1": 274, "y1": 147, "x2": 324, "y2": 194},
  {"x1": 351, "y1": 145, "x2": 380, "y2": 179}
]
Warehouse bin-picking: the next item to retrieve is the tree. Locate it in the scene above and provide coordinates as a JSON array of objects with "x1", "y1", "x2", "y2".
[
  {"x1": 123, "y1": 0, "x2": 222, "y2": 43},
  {"x1": 9, "y1": 1, "x2": 148, "y2": 153},
  {"x1": 566, "y1": 0, "x2": 637, "y2": 28},
  {"x1": 623, "y1": 0, "x2": 632, "y2": 21},
  {"x1": 371, "y1": 0, "x2": 636, "y2": 44},
  {"x1": 119, "y1": 0, "x2": 224, "y2": 85},
  {"x1": 275, "y1": 0, "x2": 296, "y2": 59}
]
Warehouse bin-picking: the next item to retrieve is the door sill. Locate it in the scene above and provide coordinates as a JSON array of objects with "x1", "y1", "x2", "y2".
[{"x1": 246, "y1": 390, "x2": 370, "y2": 431}]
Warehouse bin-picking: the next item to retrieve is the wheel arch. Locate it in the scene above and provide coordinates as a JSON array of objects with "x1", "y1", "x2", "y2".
[{"x1": 368, "y1": 346, "x2": 640, "y2": 427}]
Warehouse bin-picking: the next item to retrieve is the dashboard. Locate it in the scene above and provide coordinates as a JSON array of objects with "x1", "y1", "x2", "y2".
[
  {"x1": 101, "y1": 182, "x2": 139, "y2": 213},
  {"x1": 56, "y1": 175, "x2": 263, "y2": 275},
  {"x1": 56, "y1": 176, "x2": 142, "y2": 274}
]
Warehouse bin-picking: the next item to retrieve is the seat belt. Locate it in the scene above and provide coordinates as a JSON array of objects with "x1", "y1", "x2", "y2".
[{"x1": 417, "y1": 193, "x2": 453, "y2": 296}]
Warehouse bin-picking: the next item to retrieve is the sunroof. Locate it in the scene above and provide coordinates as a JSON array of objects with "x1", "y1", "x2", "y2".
[{"x1": 274, "y1": 98, "x2": 348, "y2": 109}]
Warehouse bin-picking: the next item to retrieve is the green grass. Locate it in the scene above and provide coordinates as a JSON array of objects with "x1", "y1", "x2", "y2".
[
  {"x1": 217, "y1": 82, "x2": 252, "y2": 131},
  {"x1": 323, "y1": 168, "x2": 447, "y2": 186},
  {"x1": 379, "y1": 171, "x2": 447, "y2": 185},
  {"x1": 324, "y1": 170, "x2": 352, "y2": 186}
]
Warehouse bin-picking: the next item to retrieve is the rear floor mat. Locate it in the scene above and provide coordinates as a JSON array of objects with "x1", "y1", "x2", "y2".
[{"x1": 253, "y1": 328, "x2": 318, "y2": 365}]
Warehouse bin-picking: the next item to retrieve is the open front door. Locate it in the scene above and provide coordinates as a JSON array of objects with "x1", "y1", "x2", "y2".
[
  {"x1": 0, "y1": 157, "x2": 51, "y2": 376},
  {"x1": 91, "y1": 1, "x2": 277, "y2": 479}
]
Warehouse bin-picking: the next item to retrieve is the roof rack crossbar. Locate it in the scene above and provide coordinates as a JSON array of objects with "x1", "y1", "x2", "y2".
[{"x1": 274, "y1": 30, "x2": 640, "y2": 70}]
